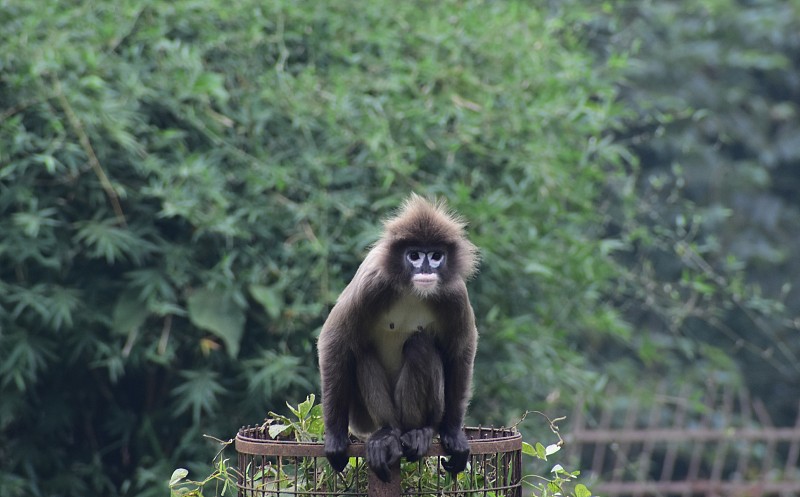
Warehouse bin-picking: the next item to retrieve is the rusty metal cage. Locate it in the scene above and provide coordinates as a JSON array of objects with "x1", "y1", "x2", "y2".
[{"x1": 235, "y1": 426, "x2": 522, "y2": 497}]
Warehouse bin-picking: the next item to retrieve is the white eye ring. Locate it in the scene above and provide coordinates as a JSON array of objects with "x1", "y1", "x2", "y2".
[
  {"x1": 427, "y1": 252, "x2": 444, "y2": 268},
  {"x1": 407, "y1": 251, "x2": 424, "y2": 268}
]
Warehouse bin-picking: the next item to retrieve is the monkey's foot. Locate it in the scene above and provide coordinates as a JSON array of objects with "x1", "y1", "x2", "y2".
[
  {"x1": 440, "y1": 428, "x2": 470, "y2": 474},
  {"x1": 324, "y1": 433, "x2": 350, "y2": 473},
  {"x1": 366, "y1": 427, "x2": 402, "y2": 483},
  {"x1": 400, "y1": 427, "x2": 435, "y2": 462}
]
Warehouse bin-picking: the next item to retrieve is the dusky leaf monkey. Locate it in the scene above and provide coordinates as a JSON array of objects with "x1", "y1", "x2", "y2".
[{"x1": 318, "y1": 194, "x2": 479, "y2": 482}]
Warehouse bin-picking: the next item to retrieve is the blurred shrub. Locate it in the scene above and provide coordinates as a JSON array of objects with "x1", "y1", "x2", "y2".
[
  {"x1": 608, "y1": 0, "x2": 800, "y2": 416},
  {"x1": 3, "y1": 0, "x2": 796, "y2": 495},
  {"x1": 0, "y1": 1, "x2": 635, "y2": 494}
]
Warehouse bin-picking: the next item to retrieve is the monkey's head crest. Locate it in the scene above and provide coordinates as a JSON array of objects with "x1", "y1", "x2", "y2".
[{"x1": 382, "y1": 193, "x2": 479, "y2": 280}]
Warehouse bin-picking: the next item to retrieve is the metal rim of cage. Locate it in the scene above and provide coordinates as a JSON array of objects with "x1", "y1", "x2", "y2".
[{"x1": 235, "y1": 425, "x2": 523, "y2": 497}]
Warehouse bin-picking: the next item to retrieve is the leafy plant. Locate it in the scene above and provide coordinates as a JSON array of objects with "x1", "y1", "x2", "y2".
[
  {"x1": 519, "y1": 412, "x2": 592, "y2": 497},
  {"x1": 172, "y1": 396, "x2": 594, "y2": 497},
  {"x1": 168, "y1": 437, "x2": 236, "y2": 497}
]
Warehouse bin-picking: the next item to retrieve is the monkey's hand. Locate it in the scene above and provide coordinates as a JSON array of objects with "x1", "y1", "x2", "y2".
[
  {"x1": 366, "y1": 427, "x2": 402, "y2": 483},
  {"x1": 400, "y1": 426, "x2": 435, "y2": 462},
  {"x1": 440, "y1": 427, "x2": 470, "y2": 474},
  {"x1": 324, "y1": 433, "x2": 350, "y2": 473}
]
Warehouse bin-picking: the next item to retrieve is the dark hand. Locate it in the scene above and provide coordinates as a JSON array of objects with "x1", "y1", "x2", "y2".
[
  {"x1": 440, "y1": 427, "x2": 470, "y2": 474},
  {"x1": 400, "y1": 426, "x2": 435, "y2": 462},
  {"x1": 325, "y1": 432, "x2": 350, "y2": 473},
  {"x1": 366, "y1": 427, "x2": 402, "y2": 483}
]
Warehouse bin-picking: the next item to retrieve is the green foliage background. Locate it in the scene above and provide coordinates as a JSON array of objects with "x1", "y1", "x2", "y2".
[{"x1": 1, "y1": 0, "x2": 798, "y2": 496}]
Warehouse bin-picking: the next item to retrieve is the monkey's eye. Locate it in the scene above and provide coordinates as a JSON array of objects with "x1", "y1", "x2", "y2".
[
  {"x1": 428, "y1": 251, "x2": 444, "y2": 268},
  {"x1": 406, "y1": 251, "x2": 424, "y2": 268}
]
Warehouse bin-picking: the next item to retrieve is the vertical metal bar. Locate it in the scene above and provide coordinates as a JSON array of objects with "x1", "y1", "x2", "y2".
[
  {"x1": 660, "y1": 383, "x2": 691, "y2": 483},
  {"x1": 416, "y1": 458, "x2": 422, "y2": 496},
  {"x1": 294, "y1": 456, "x2": 299, "y2": 497},
  {"x1": 782, "y1": 401, "x2": 800, "y2": 497},
  {"x1": 634, "y1": 383, "x2": 666, "y2": 497},
  {"x1": 260, "y1": 455, "x2": 266, "y2": 497},
  {"x1": 436, "y1": 455, "x2": 442, "y2": 497},
  {"x1": 354, "y1": 457, "x2": 360, "y2": 497},
  {"x1": 237, "y1": 451, "x2": 244, "y2": 497},
  {"x1": 683, "y1": 382, "x2": 717, "y2": 497},
  {"x1": 516, "y1": 447, "x2": 522, "y2": 497},
  {"x1": 367, "y1": 461, "x2": 400, "y2": 497},
  {"x1": 710, "y1": 385, "x2": 734, "y2": 488},
  {"x1": 736, "y1": 389, "x2": 753, "y2": 481},
  {"x1": 277, "y1": 455, "x2": 283, "y2": 497},
  {"x1": 312, "y1": 456, "x2": 318, "y2": 497},
  {"x1": 611, "y1": 398, "x2": 639, "y2": 484},
  {"x1": 591, "y1": 395, "x2": 615, "y2": 479},
  {"x1": 755, "y1": 399, "x2": 776, "y2": 497},
  {"x1": 498, "y1": 450, "x2": 503, "y2": 495},
  {"x1": 482, "y1": 452, "x2": 489, "y2": 496}
]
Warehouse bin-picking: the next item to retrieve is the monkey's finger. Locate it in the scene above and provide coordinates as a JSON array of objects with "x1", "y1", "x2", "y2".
[
  {"x1": 326, "y1": 452, "x2": 348, "y2": 473},
  {"x1": 367, "y1": 451, "x2": 392, "y2": 483},
  {"x1": 367, "y1": 433, "x2": 400, "y2": 482},
  {"x1": 400, "y1": 428, "x2": 433, "y2": 461},
  {"x1": 441, "y1": 452, "x2": 468, "y2": 474}
]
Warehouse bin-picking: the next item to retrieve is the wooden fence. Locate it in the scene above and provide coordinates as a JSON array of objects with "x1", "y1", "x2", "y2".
[{"x1": 564, "y1": 384, "x2": 800, "y2": 497}]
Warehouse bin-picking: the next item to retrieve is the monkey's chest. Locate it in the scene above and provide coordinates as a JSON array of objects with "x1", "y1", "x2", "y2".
[{"x1": 370, "y1": 294, "x2": 437, "y2": 381}]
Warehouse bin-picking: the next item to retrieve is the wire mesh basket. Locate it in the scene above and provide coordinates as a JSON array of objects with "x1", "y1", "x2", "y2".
[{"x1": 235, "y1": 426, "x2": 522, "y2": 497}]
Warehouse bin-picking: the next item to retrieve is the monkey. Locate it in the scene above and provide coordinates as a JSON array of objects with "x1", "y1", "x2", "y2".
[{"x1": 317, "y1": 194, "x2": 479, "y2": 483}]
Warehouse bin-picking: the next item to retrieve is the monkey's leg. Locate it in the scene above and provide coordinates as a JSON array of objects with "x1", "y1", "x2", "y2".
[
  {"x1": 355, "y1": 348, "x2": 399, "y2": 431},
  {"x1": 394, "y1": 332, "x2": 444, "y2": 461},
  {"x1": 357, "y1": 349, "x2": 402, "y2": 482}
]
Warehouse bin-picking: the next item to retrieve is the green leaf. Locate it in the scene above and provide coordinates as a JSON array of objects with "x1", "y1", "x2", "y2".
[
  {"x1": 112, "y1": 290, "x2": 148, "y2": 336},
  {"x1": 521, "y1": 441, "x2": 537, "y2": 457},
  {"x1": 535, "y1": 442, "x2": 547, "y2": 460},
  {"x1": 575, "y1": 483, "x2": 592, "y2": 497},
  {"x1": 73, "y1": 218, "x2": 155, "y2": 265},
  {"x1": 524, "y1": 262, "x2": 554, "y2": 277},
  {"x1": 249, "y1": 284, "x2": 282, "y2": 319},
  {"x1": 287, "y1": 402, "x2": 302, "y2": 419},
  {"x1": 187, "y1": 288, "x2": 245, "y2": 358},
  {"x1": 268, "y1": 424, "x2": 290, "y2": 438},
  {"x1": 171, "y1": 370, "x2": 224, "y2": 422},
  {"x1": 298, "y1": 394, "x2": 315, "y2": 419},
  {"x1": 307, "y1": 416, "x2": 324, "y2": 437},
  {"x1": 170, "y1": 468, "x2": 189, "y2": 487}
]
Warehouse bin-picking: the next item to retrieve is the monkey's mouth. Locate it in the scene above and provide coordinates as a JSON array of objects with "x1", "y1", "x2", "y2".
[{"x1": 412, "y1": 274, "x2": 438, "y2": 287}]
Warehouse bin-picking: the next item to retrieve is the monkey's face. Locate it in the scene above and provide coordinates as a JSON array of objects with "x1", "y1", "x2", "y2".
[{"x1": 405, "y1": 247, "x2": 446, "y2": 297}]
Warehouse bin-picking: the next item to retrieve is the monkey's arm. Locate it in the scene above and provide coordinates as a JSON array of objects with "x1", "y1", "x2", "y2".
[
  {"x1": 438, "y1": 291, "x2": 477, "y2": 474},
  {"x1": 439, "y1": 347, "x2": 474, "y2": 473},
  {"x1": 319, "y1": 270, "x2": 390, "y2": 472},
  {"x1": 319, "y1": 322, "x2": 356, "y2": 472}
]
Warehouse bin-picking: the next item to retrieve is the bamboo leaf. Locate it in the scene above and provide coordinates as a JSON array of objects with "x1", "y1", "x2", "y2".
[
  {"x1": 187, "y1": 288, "x2": 245, "y2": 358},
  {"x1": 112, "y1": 290, "x2": 148, "y2": 336}
]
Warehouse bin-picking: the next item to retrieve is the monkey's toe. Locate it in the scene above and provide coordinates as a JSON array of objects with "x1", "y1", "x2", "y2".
[
  {"x1": 324, "y1": 434, "x2": 350, "y2": 472},
  {"x1": 440, "y1": 429, "x2": 470, "y2": 474},
  {"x1": 400, "y1": 427, "x2": 434, "y2": 461},
  {"x1": 366, "y1": 427, "x2": 402, "y2": 483}
]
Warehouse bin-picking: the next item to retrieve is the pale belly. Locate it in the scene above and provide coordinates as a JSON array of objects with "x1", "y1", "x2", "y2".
[{"x1": 370, "y1": 293, "x2": 438, "y2": 382}]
